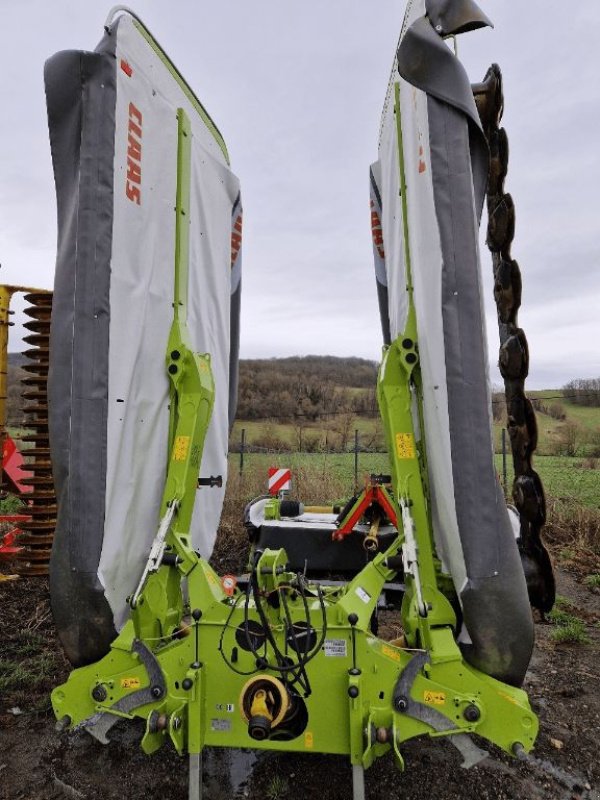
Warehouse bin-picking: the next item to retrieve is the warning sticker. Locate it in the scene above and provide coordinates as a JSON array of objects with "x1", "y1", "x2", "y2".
[
  {"x1": 120, "y1": 677, "x2": 141, "y2": 689},
  {"x1": 304, "y1": 731, "x2": 314, "y2": 748},
  {"x1": 355, "y1": 586, "x2": 371, "y2": 604},
  {"x1": 211, "y1": 718, "x2": 232, "y2": 732},
  {"x1": 324, "y1": 639, "x2": 347, "y2": 658},
  {"x1": 215, "y1": 703, "x2": 235, "y2": 713},
  {"x1": 395, "y1": 433, "x2": 415, "y2": 460},
  {"x1": 381, "y1": 644, "x2": 401, "y2": 663},
  {"x1": 172, "y1": 435, "x2": 190, "y2": 461},
  {"x1": 423, "y1": 690, "x2": 446, "y2": 706}
]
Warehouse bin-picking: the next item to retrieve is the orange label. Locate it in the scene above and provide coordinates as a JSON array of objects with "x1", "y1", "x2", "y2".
[
  {"x1": 395, "y1": 433, "x2": 415, "y2": 459},
  {"x1": 304, "y1": 731, "x2": 314, "y2": 748},
  {"x1": 172, "y1": 435, "x2": 190, "y2": 461},
  {"x1": 423, "y1": 690, "x2": 446, "y2": 706},
  {"x1": 381, "y1": 644, "x2": 401, "y2": 662}
]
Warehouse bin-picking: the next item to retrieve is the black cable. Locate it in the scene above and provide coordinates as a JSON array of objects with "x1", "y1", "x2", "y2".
[
  {"x1": 244, "y1": 569, "x2": 328, "y2": 682},
  {"x1": 279, "y1": 582, "x2": 310, "y2": 695},
  {"x1": 218, "y1": 592, "x2": 259, "y2": 677}
]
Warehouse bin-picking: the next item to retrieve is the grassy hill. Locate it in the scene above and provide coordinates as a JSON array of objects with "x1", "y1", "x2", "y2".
[{"x1": 231, "y1": 358, "x2": 600, "y2": 458}]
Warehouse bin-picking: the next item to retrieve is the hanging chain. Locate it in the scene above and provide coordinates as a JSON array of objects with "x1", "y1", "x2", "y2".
[{"x1": 472, "y1": 64, "x2": 555, "y2": 613}]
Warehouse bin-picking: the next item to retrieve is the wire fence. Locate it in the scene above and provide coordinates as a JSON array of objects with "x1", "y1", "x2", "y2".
[
  {"x1": 231, "y1": 426, "x2": 516, "y2": 498},
  {"x1": 229, "y1": 427, "x2": 599, "y2": 511}
]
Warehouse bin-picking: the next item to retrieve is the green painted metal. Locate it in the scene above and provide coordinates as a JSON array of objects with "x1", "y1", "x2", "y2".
[
  {"x1": 52, "y1": 545, "x2": 538, "y2": 764},
  {"x1": 50, "y1": 100, "x2": 540, "y2": 783}
]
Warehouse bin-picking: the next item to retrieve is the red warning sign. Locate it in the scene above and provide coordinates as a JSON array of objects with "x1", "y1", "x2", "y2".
[{"x1": 268, "y1": 468, "x2": 291, "y2": 495}]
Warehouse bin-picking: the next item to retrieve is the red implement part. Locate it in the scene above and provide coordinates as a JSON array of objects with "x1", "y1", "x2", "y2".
[
  {"x1": 332, "y1": 484, "x2": 398, "y2": 541},
  {"x1": 0, "y1": 528, "x2": 24, "y2": 561},
  {"x1": 2, "y1": 435, "x2": 33, "y2": 494}
]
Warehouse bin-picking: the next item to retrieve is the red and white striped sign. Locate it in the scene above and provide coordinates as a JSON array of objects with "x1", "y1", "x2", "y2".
[{"x1": 268, "y1": 467, "x2": 291, "y2": 495}]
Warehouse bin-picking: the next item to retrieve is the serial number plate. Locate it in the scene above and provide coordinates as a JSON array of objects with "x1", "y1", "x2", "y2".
[
  {"x1": 324, "y1": 639, "x2": 347, "y2": 657},
  {"x1": 210, "y1": 718, "x2": 232, "y2": 732}
]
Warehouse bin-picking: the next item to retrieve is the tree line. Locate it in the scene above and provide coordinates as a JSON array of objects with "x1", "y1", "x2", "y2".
[
  {"x1": 562, "y1": 378, "x2": 600, "y2": 407},
  {"x1": 236, "y1": 356, "x2": 378, "y2": 420}
]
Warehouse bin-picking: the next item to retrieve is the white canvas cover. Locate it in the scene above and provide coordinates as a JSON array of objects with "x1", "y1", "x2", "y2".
[
  {"x1": 102, "y1": 16, "x2": 239, "y2": 628},
  {"x1": 46, "y1": 11, "x2": 242, "y2": 662},
  {"x1": 371, "y1": 0, "x2": 534, "y2": 685},
  {"x1": 376, "y1": 0, "x2": 466, "y2": 594}
]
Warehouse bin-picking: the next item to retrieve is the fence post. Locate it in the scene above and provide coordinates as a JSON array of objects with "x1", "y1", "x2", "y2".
[
  {"x1": 354, "y1": 429, "x2": 359, "y2": 494},
  {"x1": 240, "y1": 428, "x2": 246, "y2": 477},
  {"x1": 501, "y1": 427, "x2": 507, "y2": 497}
]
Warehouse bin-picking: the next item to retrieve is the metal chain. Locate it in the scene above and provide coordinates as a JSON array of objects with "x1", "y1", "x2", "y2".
[{"x1": 472, "y1": 64, "x2": 555, "y2": 613}]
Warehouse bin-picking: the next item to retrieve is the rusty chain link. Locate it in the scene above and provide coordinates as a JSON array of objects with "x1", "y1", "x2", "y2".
[{"x1": 472, "y1": 64, "x2": 555, "y2": 613}]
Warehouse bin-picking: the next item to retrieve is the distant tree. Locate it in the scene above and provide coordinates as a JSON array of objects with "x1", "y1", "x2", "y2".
[
  {"x1": 562, "y1": 378, "x2": 600, "y2": 407},
  {"x1": 552, "y1": 421, "x2": 581, "y2": 457}
]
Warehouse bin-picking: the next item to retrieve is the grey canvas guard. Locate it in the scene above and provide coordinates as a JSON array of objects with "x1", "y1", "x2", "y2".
[
  {"x1": 81, "y1": 639, "x2": 166, "y2": 744},
  {"x1": 229, "y1": 192, "x2": 243, "y2": 430},
  {"x1": 45, "y1": 17, "x2": 242, "y2": 668},
  {"x1": 396, "y1": 6, "x2": 534, "y2": 686},
  {"x1": 369, "y1": 164, "x2": 391, "y2": 346},
  {"x1": 393, "y1": 651, "x2": 488, "y2": 769},
  {"x1": 45, "y1": 39, "x2": 119, "y2": 667}
]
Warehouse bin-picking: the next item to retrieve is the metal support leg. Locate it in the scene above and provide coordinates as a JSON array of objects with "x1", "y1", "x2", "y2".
[
  {"x1": 352, "y1": 764, "x2": 365, "y2": 800},
  {"x1": 189, "y1": 751, "x2": 202, "y2": 800}
]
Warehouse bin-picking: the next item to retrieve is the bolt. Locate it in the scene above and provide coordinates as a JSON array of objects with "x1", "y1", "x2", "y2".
[
  {"x1": 464, "y1": 704, "x2": 481, "y2": 722},
  {"x1": 151, "y1": 685, "x2": 164, "y2": 699},
  {"x1": 192, "y1": 608, "x2": 202, "y2": 621},
  {"x1": 395, "y1": 695, "x2": 408, "y2": 712},
  {"x1": 92, "y1": 684, "x2": 107, "y2": 702},
  {"x1": 182, "y1": 678, "x2": 193, "y2": 691},
  {"x1": 348, "y1": 686, "x2": 359, "y2": 699},
  {"x1": 168, "y1": 364, "x2": 178, "y2": 375},
  {"x1": 512, "y1": 742, "x2": 526, "y2": 760},
  {"x1": 170, "y1": 350, "x2": 181, "y2": 360},
  {"x1": 348, "y1": 613, "x2": 358, "y2": 626},
  {"x1": 376, "y1": 727, "x2": 390, "y2": 744}
]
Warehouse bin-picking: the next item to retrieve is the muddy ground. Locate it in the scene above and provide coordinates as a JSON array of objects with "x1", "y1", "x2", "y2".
[{"x1": 1, "y1": 565, "x2": 599, "y2": 800}]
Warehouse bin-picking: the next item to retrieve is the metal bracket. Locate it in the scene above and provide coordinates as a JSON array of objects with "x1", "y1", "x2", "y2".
[
  {"x1": 393, "y1": 651, "x2": 488, "y2": 769},
  {"x1": 82, "y1": 640, "x2": 166, "y2": 744}
]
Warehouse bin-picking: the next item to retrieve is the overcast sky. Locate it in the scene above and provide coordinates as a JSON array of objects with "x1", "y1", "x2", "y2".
[{"x1": 0, "y1": 1, "x2": 598, "y2": 388}]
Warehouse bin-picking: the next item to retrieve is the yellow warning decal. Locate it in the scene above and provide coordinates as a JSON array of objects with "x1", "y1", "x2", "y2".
[
  {"x1": 395, "y1": 433, "x2": 415, "y2": 459},
  {"x1": 381, "y1": 644, "x2": 401, "y2": 662},
  {"x1": 304, "y1": 731, "x2": 314, "y2": 748},
  {"x1": 423, "y1": 690, "x2": 446, "y2": 705},
  {"x1": 121, "y1": 677, "x2": 141, "y2": 690},
  {"x1": 172, "y1": 435, "x2": 190, "y2": 461}
]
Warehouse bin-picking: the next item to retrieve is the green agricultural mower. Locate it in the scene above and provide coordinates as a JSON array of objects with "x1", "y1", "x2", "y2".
[
  {"x1": 45, "y1": 3, "x2": 555, "y2": 799},
  {"x1": 50, "y1": 108, "x2": 537, "y2": 800}
]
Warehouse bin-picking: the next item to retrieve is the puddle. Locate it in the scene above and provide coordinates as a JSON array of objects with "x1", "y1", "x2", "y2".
[{"x1": 202, "y1": 748, "x2": 258, "y2": 798}]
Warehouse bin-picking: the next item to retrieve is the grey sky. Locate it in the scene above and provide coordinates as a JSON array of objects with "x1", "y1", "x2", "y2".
[{"x1": 0, "y1": 1, "x2": 598, "y2": 388}]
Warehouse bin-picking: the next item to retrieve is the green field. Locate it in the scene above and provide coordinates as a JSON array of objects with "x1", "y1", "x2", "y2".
[
  {"x1": 228, "y1": 451, "x2": 599, "y2": 509},
  {"x1": 231, "y1": 394, "x2": 599, "y2": 459},
  {"x1": 494, "y1": 454, "x2": 599, "y2": 508}
]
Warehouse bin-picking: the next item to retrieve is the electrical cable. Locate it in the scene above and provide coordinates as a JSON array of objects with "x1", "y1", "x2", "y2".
[
  {"x1": 243, "y1": 566, "x2": 328, "y2": 687},
  {"x1": 217, "y1": 591, "x2": 260, "y2": 676}
]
